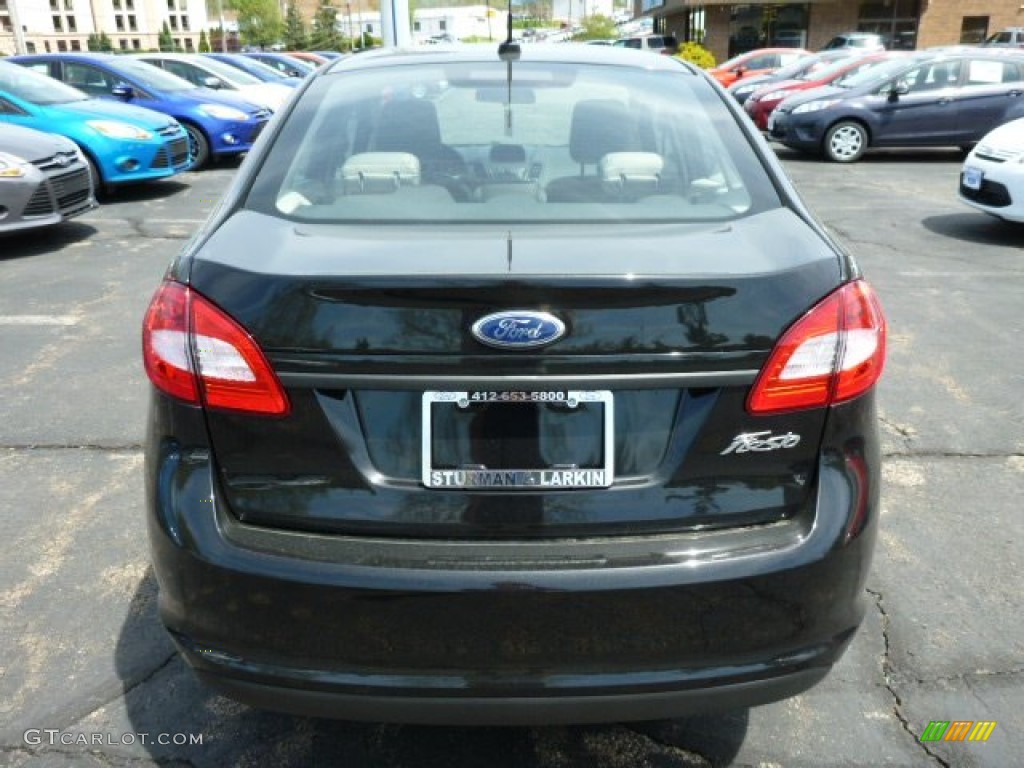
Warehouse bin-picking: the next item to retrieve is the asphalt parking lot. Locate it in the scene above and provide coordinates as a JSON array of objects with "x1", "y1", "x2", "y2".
[{"x1": 1, "y1": 148, "x2": 1022, "y2": 768}]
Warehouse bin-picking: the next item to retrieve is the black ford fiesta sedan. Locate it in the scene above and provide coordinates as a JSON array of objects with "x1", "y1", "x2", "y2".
[{"x1": 142, "y1": 44, "x2": 887, "y2": 725}]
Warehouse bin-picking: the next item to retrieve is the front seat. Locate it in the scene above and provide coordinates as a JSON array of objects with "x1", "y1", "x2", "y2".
[
  {"x1": 374, "y1": 99, "x2": 466, "y2": 186},
  {"x1": 545, "y1": 99, "x2": 633, "y2": 202}
]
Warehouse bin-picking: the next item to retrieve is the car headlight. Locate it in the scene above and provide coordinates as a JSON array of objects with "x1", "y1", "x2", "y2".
[
  {"x1": 0, "y1": 153, "x2": 27, "y2": 178},
  {"x1": 199, "y1": 104, "x2": 249, "y2": 121},
  {"x1": 792, "y1": 99, "x2": 842, "y2": 115},
  {"x1": 761, "y1": 90, "x2": 792, "y2": 102},
  {"x1": 87, "y1": 120, "x2": 153, "y2": 140}
]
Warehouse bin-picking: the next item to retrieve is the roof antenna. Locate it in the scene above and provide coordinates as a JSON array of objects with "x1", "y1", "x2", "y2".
[
  {"x1": 497, "y1": 0, "x2": 519, "y2": 135},
  {"x1": 497, "y1": 0, "x2": 520, "y2": 60}
]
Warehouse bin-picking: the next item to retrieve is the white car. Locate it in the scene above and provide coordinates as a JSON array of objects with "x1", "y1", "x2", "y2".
[
  {"x1": 959, "y1": 117, "x2": 1024, "y2": 223},
  {"x1": 136, "y1": 53, "x2": 293, "y2": 113}
]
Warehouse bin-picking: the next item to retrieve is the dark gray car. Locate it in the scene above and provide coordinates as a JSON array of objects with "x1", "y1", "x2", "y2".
[
  {"x1": 769, "y1": 51, "x2": 1024, "y2": 162},
  {"x1": 0, "y1": 122, "x2": 96, "y2": 234}
]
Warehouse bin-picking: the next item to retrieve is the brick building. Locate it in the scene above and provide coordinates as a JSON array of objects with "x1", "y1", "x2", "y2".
[{"x1": 640, "y1": 1, "x2": 1024, "y2": 63}]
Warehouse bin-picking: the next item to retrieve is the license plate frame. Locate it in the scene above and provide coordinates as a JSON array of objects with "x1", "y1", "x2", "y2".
[
  {"x1": 421, "y1": 390, "x2": 614, "y2": 490},
  {"x1": 964, "y1": 166, "x2": 983, "y2": 191}
]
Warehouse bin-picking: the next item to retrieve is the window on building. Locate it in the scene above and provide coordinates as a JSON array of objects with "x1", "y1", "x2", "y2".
[
  {"x1": 64, "y1": 0, "x2": 73, "y2": 9},
  {"x1": 439, "y1": 20, "x2": 446, "y2": 31},
  {"x1": 120, "y1": 38, "x2": 128, "y2": 49},
  {"x1": 960, "y1": 16, "x2": 989, "y2": 45},
  {"x1": 185, "y1": 37, "x2": 194, "y2": 50},
  {"x1": 67, "y1": 16, "x2": 76, "y2": 31},
  {"x1": 70, "y1": 39, "x2": 81, "y2": 50},
  {"x1": 57, "y1": 39, "x2": 68, "y2": 50},
  {"x1": 413, "y1": 21, "x2": 420, "y2": 31},
  {"x1": 49, "y1": 0, "x2": 58, "y2": 10},
  {"x1": 170, "y1": 16, "x2": 178, "y2": 30},
  {"x1": 167, "y1": 0, "x2": 174, "y2": 9},
  {"x1": 52, "y1": 15, "x2": 63, "y2": 30},
  {"x1": 43, "y1": 41, "x2": 50, "y2": 51},
  {"x1": 112, "y1": 0, "x2": 121, "y2": 7},
  {"x1": 26, "y1": 42, "x2": 37, "y2": 52},
  {"x1": 0, "y1": 17, "x2": 11, "y2": 33},
  {"x1": 128, "y1": 14, "x2": 137, "y2": 30},
  {"x1": 182, "y1": 15, "x2": 189, "y2": 30},
  {"x1": 728, "y1": 3, "x2": 808, "y2": 57},
  {"x1": 132, "y1": 38, "x2": 140, "y2": 48},
  {"x1": 115, "y1": 16, "x2": 124, "y2": 30},
  {"x1": 858, "y1": 0, "x2": 920, "y2": 50},
  {"x1": 126, "y1": 0, "x2": 134, "y2": 9}
]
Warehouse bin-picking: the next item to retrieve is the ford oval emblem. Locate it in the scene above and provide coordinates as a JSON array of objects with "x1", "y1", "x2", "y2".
[{"x1": 471, "y1": 311, "x2": 566, "y2": 350}]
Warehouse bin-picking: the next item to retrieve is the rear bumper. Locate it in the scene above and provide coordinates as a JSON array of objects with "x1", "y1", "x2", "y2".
[{"x1": 145, "y1": 394, "x2": 880, "y2": 724}]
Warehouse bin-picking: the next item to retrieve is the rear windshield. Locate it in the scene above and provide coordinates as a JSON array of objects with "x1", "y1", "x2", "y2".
[{"x1": 246, "y1": 59, "x2": 779, "y2": 224}]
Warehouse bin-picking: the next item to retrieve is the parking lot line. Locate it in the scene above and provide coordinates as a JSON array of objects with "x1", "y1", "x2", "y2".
[{"x1": 0, "y1": 315, "x2": 79, "y2": 326}]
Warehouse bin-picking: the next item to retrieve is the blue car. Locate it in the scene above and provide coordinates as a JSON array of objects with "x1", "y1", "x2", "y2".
[
  {"x1": 11, "y1": 53, "x2": 272, "y2": 169},
  {"x1": 242, "y1": 52, "x2": 315, "y2": 79},
  {"x1": 0, "y1": 59, "x2": 189, "y2": 189},
  {"x1": 203, "y1": 53, "x2": 303, "y2": 88}
]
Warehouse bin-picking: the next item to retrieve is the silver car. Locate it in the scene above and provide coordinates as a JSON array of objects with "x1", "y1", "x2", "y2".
[{"x1": 0, "y1": 123, "x2": 96, "y2": 234}]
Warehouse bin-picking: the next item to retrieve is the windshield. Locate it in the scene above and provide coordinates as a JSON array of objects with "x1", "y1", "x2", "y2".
[
  {"x1": 801, "y1": 56, "x2": 872, "y2": 82},
  {"x1": 227, "y1": 56, "x2": 290, "y2": 81},
  {"x1": 0, "y1": 60, "x2": 88, "y2": 105},
  {"x1": 247, "y1": 60, "x2": 780, "y2": 225},
  {"x1": 193, "y1": 56, "x2": 262, "y2": 86},
  {"x1": 835, "y1": 57, "x2": 916, "y2": 89},
  {"x1": 113, "y1": 57, "x2": 195, "y2": 92},
  {"x1": 769, "y1": 54, "x2": 823, "y2": 80}
]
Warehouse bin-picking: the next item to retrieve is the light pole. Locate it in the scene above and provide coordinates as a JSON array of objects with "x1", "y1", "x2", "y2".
[{"x1": 7, "y1": 0, "x2": 27, "y2": 54}]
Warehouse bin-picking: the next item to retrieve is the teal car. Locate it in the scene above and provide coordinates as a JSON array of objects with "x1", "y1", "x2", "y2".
[{"x1": 0, "y1": 59, "x2": 189, "y2": 189}]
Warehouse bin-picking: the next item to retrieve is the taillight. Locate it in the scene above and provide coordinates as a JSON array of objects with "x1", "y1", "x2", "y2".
[
  {"x1": 747, "y1": 280, "x2": 886, "y2": 414},
  {"x1": 142, "y1": 280, "x2": 290, "y2": 416}
]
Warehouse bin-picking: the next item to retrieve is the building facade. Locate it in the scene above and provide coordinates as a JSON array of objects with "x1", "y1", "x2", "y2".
[
  {"x1": 641, "y1": 1, "x2": 1024, "y2": 63},
  {"x1": 1, "y1": 0, "x2": 209, "y2": 56}
]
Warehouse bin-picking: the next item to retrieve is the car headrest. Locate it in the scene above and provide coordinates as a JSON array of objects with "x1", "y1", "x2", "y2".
[
  {"x1": 600, "y1": 152, "x2": 664, "y2": 198},
  {"x1": 375, "y1": 99, "x2": 443, "y2": 153},
  {"x1": 341, "y1": 152, "x2": 421, "y2": 194}
]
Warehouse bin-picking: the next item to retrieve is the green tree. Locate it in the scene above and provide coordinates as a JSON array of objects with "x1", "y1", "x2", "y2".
[
  {"x1": 310, "y1": 3, "x2": 341, "y2": 51},
  {"x1": 572, "y1": 13, "x2": 616, "y2": 41},
  {"x1": 159, "y1": 21, "x2": 174, "y2": 52},
  {"x1": 99, "y1": 31, "x2": 113, "y2": 52},
  {"x1": 231, "y1": 0, "x2": 283, "y2": 49},
  {"x1": 87, "y1": 33, "x2": 100, "y2": 51},
  {"x1": 283, "y1": 3, "x2": 307, "y2": 50},
  {"x1": 198, "y1": 28, "x2": 211, "y2": 52}
]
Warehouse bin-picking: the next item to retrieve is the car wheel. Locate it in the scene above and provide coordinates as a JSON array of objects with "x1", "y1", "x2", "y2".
[
  {"x1": 183, "y1": 123, "x2": 210, "y2": 170},
  {"x1": 824, "y1": 121, "x2": 868, "y2": 163}
]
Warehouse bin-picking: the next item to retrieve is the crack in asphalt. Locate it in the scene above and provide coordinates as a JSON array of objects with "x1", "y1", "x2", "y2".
[
  {"x1": 920, "y1": 667, "x2": 1024, "y2": 687},
  {"x1": 879, "y1": 416, "x2": 914, "y2": 452},
  {"x1": 55, "y1": 651, "x2": 180, "y2": 737},
  {"x1": 0, "y1": 444, "x2": 143, "y2": 452},
  {"x1": 866, "y1": 588, "x2": 950, "y2": 768},
  {"x1": 882, "y1": 450, "x2": 1024, "y2": 460},
  {"x1": 0, "y1": 743, "x2": 197, "y2": 767}
]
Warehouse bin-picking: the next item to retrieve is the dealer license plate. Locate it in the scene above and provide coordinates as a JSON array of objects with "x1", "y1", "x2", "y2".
[{"x1": 421, "y1": 391, "x2": 614, "y2": 489}]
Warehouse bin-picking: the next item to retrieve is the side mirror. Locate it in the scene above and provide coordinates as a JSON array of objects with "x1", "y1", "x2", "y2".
[
  {"x1": 111, "y1": 83, "x2": 133, "y2": 100},
  {"x1": 203, "y1": 76, "x2": 223, "y2": 89},
  {"x1": 888, "y1": 80, "x2": 910, "y2": 101}
]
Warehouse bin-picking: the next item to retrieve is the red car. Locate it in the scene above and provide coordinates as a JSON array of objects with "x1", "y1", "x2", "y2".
[
  {"x1": 708, "y1": 47, "x2": 811, "y2": 87},
  {"x1": 744, "y1": 52, "x2": 904, "y2": 130}
]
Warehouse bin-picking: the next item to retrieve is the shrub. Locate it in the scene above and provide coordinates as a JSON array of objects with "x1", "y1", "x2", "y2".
[{"x1": 675, "y1": 42, "x2": 715, "y2": 69}]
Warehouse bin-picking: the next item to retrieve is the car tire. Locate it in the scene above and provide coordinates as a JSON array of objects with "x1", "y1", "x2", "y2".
[
  {"x1": 824, "y1": 121, "x2": 868, "y2": 163},
  {"x1": 81, "y1": 152, "x2": 112, "y2": 200},
  {"x1": 183, "y1": 123, "x2": 210, "y2": 170}
]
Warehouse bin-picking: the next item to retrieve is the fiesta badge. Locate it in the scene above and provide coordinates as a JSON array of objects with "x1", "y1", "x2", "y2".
[{"x1": 471, "y1": 311, "x2": 566, "y2": 350}]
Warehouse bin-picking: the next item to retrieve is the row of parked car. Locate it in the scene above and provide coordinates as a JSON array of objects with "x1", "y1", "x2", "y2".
[
  {"x1": 0, "y1": 51, "x2": 332, "y2": 234},
  {"x1": 718, "y1": 46, "x2": 1024, "y2": 223}
]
